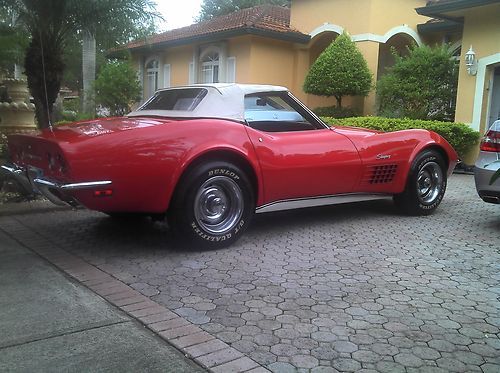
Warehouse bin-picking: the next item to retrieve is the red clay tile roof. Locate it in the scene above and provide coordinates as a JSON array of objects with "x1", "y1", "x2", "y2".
[
  {"x1": 121, "y1": 5, "x2": 308, "y2": 51},
  {"x1": 426, "y1": 0, "x2": 458, "y2": 4}
]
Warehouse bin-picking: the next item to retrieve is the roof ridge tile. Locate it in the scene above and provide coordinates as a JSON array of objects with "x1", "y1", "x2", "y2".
[{"x1": 116, "y1": 4, "x2": 306, "y2": 52}]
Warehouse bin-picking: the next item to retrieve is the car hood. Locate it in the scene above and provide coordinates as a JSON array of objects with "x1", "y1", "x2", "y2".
[{"x1": 39, "y1": 116, "x2": 176, "y2": 143}]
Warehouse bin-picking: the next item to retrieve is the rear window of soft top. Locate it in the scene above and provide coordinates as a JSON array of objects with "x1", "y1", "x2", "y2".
[{"x1": 140, "y1": 88, "x2": 208, "y2": 111}]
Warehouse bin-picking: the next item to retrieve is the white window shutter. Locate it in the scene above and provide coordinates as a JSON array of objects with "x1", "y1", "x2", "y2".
[
  {"x1": 163, "y1": 64, "x2": 171, "y2": 88},
  {"x1": 188, "y1": 62, "x2": 195, "y2": 84},
  {"x1": 226, "y1": 57, "x2": 236, "y2": 83}
]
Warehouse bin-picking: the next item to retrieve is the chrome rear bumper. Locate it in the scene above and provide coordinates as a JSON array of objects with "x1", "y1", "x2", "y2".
[{"x1": 1, "y1": 163, "x2": 112, "y2": 207}]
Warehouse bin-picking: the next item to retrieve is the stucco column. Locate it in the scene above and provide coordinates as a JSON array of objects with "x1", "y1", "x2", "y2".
[
  {"x1": 292, "y1": 44, "x2": 310, "y2": 102},
  {"x1": 192, "y1": 46, "x2": 200, "y2": 84},
  {"x1": 355, "y1": 40, "x2": 380, "y2": 116},
  {"x1": 218, "y1": 42, "x2": 228, "y2": 83}
]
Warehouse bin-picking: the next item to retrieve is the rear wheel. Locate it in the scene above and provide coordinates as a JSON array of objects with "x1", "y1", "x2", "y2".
[
  {"x1": 394, "y1": 150, "x2": 447, "y2": 215},
  {"x1": 168, "y1": 161, "x2": 254, "y2": 248}
]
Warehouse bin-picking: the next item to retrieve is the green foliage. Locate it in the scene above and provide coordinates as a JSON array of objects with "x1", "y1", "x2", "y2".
[
  {"x1": 313, "y1": 106, "x2": 358, "y2": 119},
  {"x1": 198, "y1": 0, "x2": 289, "y2": 21},
  {"x1": 0, "y1": 21, "x2": 29, "y2": 77},
  {"x1": 93, "y1": 61, "x2": 141, "y2": 116},
  {"x1": 321, "y1": 116, "x2": 480, "y2": 160},
  {"x1": 63, "y1": 97, "x2": 81, "y2": 113},
  {"x1": 304, "y1": 32, "x2": 372, "y2": 108},
  {"x1": 55, "y1": 112, "x2": 96, "y2": 126},
  {"x1": 0, "y1": 0, "x2": 159, "y2": 128},
  {"x1": 377, "y1": 44, "x2": 458, "y2": 121},
  {"x1": 0, "y1": 132, "x2": 8, "y2": 160}
]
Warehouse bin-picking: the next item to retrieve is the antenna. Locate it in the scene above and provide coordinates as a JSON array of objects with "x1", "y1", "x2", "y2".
[{"x1": 39, "y1": 29, "x2": 53, "y2": 132}]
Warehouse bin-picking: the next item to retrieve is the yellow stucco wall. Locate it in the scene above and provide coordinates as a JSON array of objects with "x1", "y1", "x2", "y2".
[
  {"x1": 247, "y1": 37, "x2": 296, "y2": 88},
  {"x1": 454, "y1": 4, "x2": 500, "y2": 133},
  {"x1": 228, "y1": 36, "x2": 252, "y2": 82},
  {"x1": 161, "y1": 45, "x2": 193, "y2": 87},
  {"x1": 290, "y1": 0, "x2": 428, "y2": 36},
  {"x1": 289, "y1": 0, "x2": 431, "y2": 114}
]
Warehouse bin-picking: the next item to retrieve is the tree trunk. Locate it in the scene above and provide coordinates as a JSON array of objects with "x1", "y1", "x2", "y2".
[
  {"x1": 335, "y1": 95, "x2": 342, "y2": 109},
  {"x1": 24, "y1": 34, "x2": 64, "y2": 129},
  {"x1": 82, "y1": 30, "x2": 96, "y2": 115}
]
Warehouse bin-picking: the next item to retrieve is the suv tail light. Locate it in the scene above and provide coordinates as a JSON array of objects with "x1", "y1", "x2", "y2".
[{"x1": 480, "y1": 121, "x2": 500, "y2": 152}]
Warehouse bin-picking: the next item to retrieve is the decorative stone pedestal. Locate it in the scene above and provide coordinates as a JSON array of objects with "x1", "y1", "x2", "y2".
[{"x1": 0, "y1": 78, "x2": 37, "y2": 136}]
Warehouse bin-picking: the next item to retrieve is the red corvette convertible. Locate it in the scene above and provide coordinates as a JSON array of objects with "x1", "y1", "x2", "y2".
[{"x1": 2, "y1": 84, "x2": 458, "y2": 247}]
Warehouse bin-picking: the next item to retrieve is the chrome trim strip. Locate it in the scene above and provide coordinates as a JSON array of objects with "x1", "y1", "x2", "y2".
[
  {"x1": 1, "y1": 163, "x2": 112, "y2": 207},
  {"x1": 33, "y1": 179, "x2": 113, "y2": 190},
  {"x1": 32, "y1": 178, "x2": 112, "y2": 207},
  {"x1": 255, "y1": 193, "x2": 392, "y2": 214},
  {"x1": 287, "y1": 91, "x2": 330, "y2": 129}
]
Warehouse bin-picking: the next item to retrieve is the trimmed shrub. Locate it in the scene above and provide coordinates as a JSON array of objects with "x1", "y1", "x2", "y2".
[
  {"x1": 55, "y1": 112, "x2": 96, "y2": 126},
  {"x1": 94, "y1": 60, "x2": 141, "y2": 116},
  {"x1": 321, "y1": 116, "x2": 480, "y2": 160},
  {"x1": 377, "y1": 44, "x2": 458, "y2": 121},
  {"x1": 304, "y1": 32, "x2": 372, "y2": 108},
  {"x1": 313, "y1": 106, "x2": 358, "y2": 118}
]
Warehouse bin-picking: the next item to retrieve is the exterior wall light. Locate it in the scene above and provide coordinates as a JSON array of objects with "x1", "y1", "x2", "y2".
[{"x1": 465, "y1": 46, "x2": 477, "y2": 76}]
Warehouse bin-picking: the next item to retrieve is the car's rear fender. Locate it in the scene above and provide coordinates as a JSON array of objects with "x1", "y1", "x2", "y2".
[
  {"x1": 163, "y1": 122, "x2": 263, "y2": 212},
  {"x1": 168, "y1": 147, "x2": 262, "y2": 211}
]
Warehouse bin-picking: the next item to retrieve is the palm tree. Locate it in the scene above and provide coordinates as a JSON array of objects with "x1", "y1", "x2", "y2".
[
  {"x1": 82, "y1": 30, "x2": 96, "y2": 115},
  {"x1": 0, "y1": 0, "x2": 158, "y2": 128}
]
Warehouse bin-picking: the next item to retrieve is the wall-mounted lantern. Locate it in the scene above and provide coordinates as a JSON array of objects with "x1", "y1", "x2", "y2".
[{"x1": 465, "y1": 46, "x2": 477, "y2": 76}]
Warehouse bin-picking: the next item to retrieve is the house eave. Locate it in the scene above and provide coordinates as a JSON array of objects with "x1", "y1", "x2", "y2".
[
  {"x1": 417, "y1": 19, "x2": 463, "y2": 34},
  {"x1": 116, "y1": 27, "x2": 310, "y2": 56},
  {"x1": 416, "y1": 0, "x2": 500, "y2": 20}
]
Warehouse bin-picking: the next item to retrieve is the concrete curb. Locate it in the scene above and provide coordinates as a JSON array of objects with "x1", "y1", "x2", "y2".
[{"x1": 0, "y1": 217, "x2": 269, "y2": 373}]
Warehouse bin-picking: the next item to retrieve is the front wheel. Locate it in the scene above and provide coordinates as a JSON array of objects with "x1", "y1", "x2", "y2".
[
  {"x1": 394, "y1": 150, "x2": 447, "y2": 215},
  {"x1": 168, "y1": 161, "x2": 254, "y2": 248}
]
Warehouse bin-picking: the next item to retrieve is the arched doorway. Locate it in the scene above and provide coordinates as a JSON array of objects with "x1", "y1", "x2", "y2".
[
  {"x1": 377, "y1": 33, "x2": 416, "y2": 80},
  {"x1": 309, "y1": 31, "x2": 338, "y2": 66},
  {"x1": 306, "y1": 31, "x2": 340, "y2": 109}
]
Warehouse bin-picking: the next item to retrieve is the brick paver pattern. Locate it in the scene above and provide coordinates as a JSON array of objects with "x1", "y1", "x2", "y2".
[{"x1": 1, "y1": 174, "x2": 499, "y2": 372}]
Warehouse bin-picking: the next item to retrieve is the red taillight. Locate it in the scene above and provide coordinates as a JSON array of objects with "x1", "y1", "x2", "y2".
[
  {"x1": 94, "y1": 189, "x2": 113, "y2": 197},
  {"x1": 480, "y1": 129, "x2": 500, "y2": 152},
  {"x1": 46, "y1": 152, "x2": 68, "y2": 174}
]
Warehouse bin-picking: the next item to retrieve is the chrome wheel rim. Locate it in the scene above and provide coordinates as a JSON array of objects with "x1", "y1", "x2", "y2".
[
  {"x1": 194, "y1": 176, "x2": 243, "y2": 234},
  {"x1": 416, "y1": 161, "x2": 443, "y2": 204}
]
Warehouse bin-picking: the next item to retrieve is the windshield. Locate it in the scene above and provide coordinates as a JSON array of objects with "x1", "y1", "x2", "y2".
[{"x1": 139, "y1": 88, "x2": 208, "y2": 111}]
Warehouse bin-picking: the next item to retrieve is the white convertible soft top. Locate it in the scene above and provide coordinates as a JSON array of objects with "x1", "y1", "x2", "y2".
[{"x1": 127, "y1": 83, "x2": 288, "y2": 122}]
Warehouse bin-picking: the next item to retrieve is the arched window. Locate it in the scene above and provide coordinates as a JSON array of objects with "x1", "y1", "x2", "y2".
[
  {"x1": 146, "y1": 59, "x2": 159, "y2": 98},
  {"x1": 200, "y1": 52, "x2": 219, "y2": 83}
]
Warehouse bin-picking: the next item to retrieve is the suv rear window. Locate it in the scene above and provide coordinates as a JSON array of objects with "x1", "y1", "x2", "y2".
[{"x1": 140, "y1": 88, "x2": 208, "y2": 111}]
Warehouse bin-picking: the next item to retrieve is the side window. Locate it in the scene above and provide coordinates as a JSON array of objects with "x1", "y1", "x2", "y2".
[
  {"x1": 244, "y1": 94, "x2": 316, "y2": 132},
  {"x1": 145, "y1": 59, "x2": 159, "y2": 99}
]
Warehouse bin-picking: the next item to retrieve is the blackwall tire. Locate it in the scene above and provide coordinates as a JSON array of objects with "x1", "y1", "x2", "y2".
[
  {"x1": 168, "y1": 161, "x2": 254, "y2": 248},
  {"x1": 394, "y1": 150, "x2": 447, "y2": 216}
]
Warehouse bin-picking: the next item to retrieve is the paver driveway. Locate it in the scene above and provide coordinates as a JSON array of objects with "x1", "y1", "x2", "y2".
[{"x1": 1, "y1": 174, "x2": 499, "y2": 372}]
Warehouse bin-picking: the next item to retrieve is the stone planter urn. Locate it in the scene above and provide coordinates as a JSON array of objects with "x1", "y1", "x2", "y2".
[
  {"x1": 0, "y1": 78, "x2": 37, "y2": 135},
  {"x1": 2, "y1": 78, "x2": 30, "y2": 103}
]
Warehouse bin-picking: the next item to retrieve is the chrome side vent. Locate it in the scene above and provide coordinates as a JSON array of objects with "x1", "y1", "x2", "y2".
[{"x1": 364, "y1": 165, "x2": 398, "y2": 184}]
